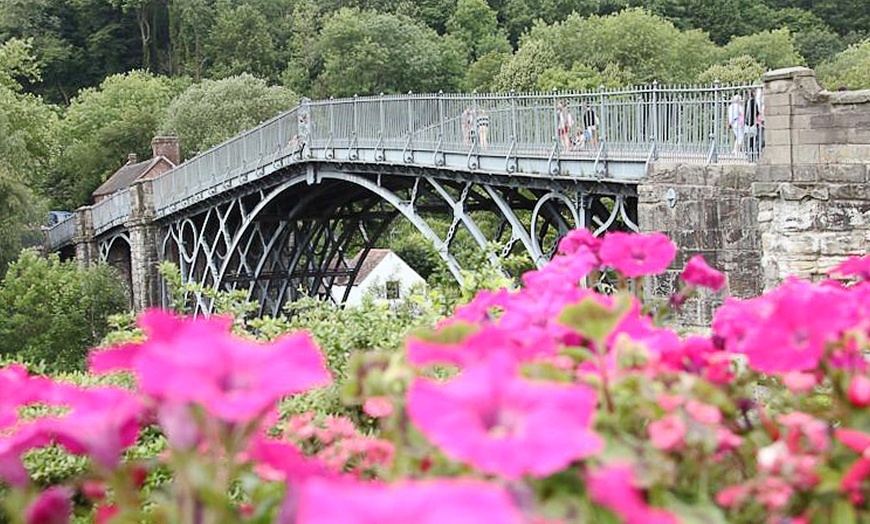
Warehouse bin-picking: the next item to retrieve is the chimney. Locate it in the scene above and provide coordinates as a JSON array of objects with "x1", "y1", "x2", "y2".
[
  {"x1": 126, "y1": 153, "x2": 138, "y2": 164},
  {"x1": 151, "y1": 136, "x2": 181, "y2": 166}
]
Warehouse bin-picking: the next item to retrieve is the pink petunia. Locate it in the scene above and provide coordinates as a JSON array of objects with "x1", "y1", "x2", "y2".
[
  {"x1": 296, "y1": 477, "x2": 523, "y2": 524},
  {"x1": 598, "y1": 232, "x2": 677, "y2": 278},
  {"x1": 91, "y1": 310, "x2": 332, "y2": 423},
  {"x1": 0, "y1": 365, "x2": 52, "y2": 431},
  {"x1": 41, "y1": 386, "x2": 144, "y2": 471},
  {"x1": 557, "y1": 228, "x2": 603, "y2": 258},
  {"x1": 829, "y1": 255, "x2": 870, "y2": 281},
  {"x1": 648, "y1": 415, "x2": 686, "y2": 451},
  {"x1": 586, "y1": 463, "x2": 680, "y2": 524},
  {"x1": 848, "y1": 376, "x2": 870, "y2": 407},
  {"x1": 713, "y1": 279, "x2": 857, "y2": 374},
  {"x1": 521, "y1": 246, "x2": 598, "y2": 291},
  {"x1": 407, "y1": 354, "x2": 602, "y2": 479},
  {"x1": 26, "y1": 486, "x2": 72, "y2": 524},
  {"x1": 0, "y1": 424, "x2": 51, "y2": 487},
  {"x1": 680, "y1": 255, "x2": 726, "y2": 291},
  {"x1": 363, "y1": 397, "x2": 393, "y2": 418}
]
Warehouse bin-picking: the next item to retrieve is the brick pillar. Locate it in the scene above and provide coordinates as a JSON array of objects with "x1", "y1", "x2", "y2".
[
  {"x1": 74, "y1": 206, "x2": 97, "y2": 267},
  {"x1": 126, "y1": 179, "x2": 161, "y2": 311}
]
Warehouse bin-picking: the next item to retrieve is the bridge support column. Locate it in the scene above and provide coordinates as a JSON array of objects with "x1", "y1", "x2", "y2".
[
  {"x1": 73, "y1": 206, "x2": 97, "y2": 267},
  {"x1": 126, "y1": 179, "x2": 161, "y2": 311}
]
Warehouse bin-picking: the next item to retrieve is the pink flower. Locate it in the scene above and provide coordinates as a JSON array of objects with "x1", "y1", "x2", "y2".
[
  {"x1": 26, "y1": 486, "x2": 72, "y2": 524},
  {"x1": 91, "y1": 310, "x2": 332, "y2": 423},
  {"x1": 715, "y1": 484, "x2": 748, "y2": 508},
  {"x1": 586, "y1": 464, "x2": 679, "y2": 524},
  {"x1": 0, "y1": 365, "x2": 51, "y2": 430},
  {"x1": 829, "y1": 255, "x2": 870, "y2": 280},
  {"x1": 0, "y1": 424, "x2": 51, "y2": 486},
  {"x1": 363, "y1": 397, "x2": 393, "y2": 418},
  {"x1": 599, "y1": 232, "x2": 677, "y2": 278},
  {"x1": 781, "y1": 372, "x2": 818, "y2": 393},
  {"x1": 713, "y1": 279, "x2": 857, "y2": 373},
  {"x1": 716, "y1": 427, "x2": 743, "y2": 451},
  {"x1": 296, "y1": 478, "x2": 523, "y2": 524},
  {"x1": 848, "y1": 376, "x2": 870, "y2": 407},
  {"x1": 837, "y1": 429, "x2": 870, "y2": 496},
  {"x1": 407, "y1": 355, "x2": 602, "y2": 479},
  {"x1": 680, "y1": 255, "x2": 726, "y2": 291},
  {"x1": 521, "y1": 247, "x2": 598, "y2": 290},
  {"x1": 656, "y1": 394, "x2": 684, "y2": 412},
  {"x1": 249, "y1": 436, "x2": 335, "y2": 483},
  {"x1": 42, "y1": 386, "x2": 144, "y2": 470},
  {"x1": 557, "y1": 228, "x2": 602, "y2": 257},
  {"x1": 648, "y1": 415, "x2": 686, "y2": 451},
  {"x1": 685, "y1": 400, "x2": 721, "y2": 425}
]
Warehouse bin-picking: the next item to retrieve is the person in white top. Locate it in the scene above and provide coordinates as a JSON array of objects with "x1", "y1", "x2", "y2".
[{"x1": 727, "y1": 94, "x2": 745, "y2": 155}]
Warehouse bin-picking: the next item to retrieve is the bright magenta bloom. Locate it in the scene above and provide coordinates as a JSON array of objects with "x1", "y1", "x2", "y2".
[
  {"x1": 599, "y1": 232, "x2": 676, "y2": 278},
  {"x1": 296, "y1": 478, "x2": 522, "y2": 524},
  {"x1": 0, "y1": 365, "x2": 51, "y2": 430},
  {"x1": 0, "y1": 425, "x2": 51, "y2": 486},
  {"x1": 521, "y1": 246, "x2": 598, "y2": 290},
  {"x1": 681, "y1": 255, "x2": 726, "y2": 291},
  {"x1": 407, "y1": 354, "x2": 602, "y2": 479},
  {"x1": 836, "y1": 429, "x2": 870, "y2": 498},
  {"x1": 557, "y1": 228, "x2": 602, "y2": 258},
  {"x1": 363, "y1": 397, "x2": 393, "y2": 418},
  {"x1": 829, "y1": 255, "x2": 870, "y2": 280},
  {"x1": 848, "y1": 376, "x2": 870, "y2": 407},
  {"x1": 42, "y1": 386, "x2": 144, "y2": 470},
  {"x1": 586, "y1": 464, "x2": 679, "y2": 524},
  {"x1": 648, "y1": 415, "x2": 686, "y2": 451},
  {"x1": 91, "y1": 310, "x2": 331, "y2": 422},
  {"x1": 25, "y1": 486, "x2": 71, "y2": 524},
  {"x1": 713, "y1": 279, "x2": 857, "y2": 373}
]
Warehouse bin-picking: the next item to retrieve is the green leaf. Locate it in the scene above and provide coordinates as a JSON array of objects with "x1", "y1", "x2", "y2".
[
  {"x1": 558, "y1": 294, "x2": 631, "y2": 344},
  {"x1": 832, "y1": 499, "x2": 858, "y2": 524},
  {"x1": 661, "y1": 494, "x2": 729, "y2": 524},
  {"x1": 410, "y1": 321, "x2": 478, "y2": 345}
]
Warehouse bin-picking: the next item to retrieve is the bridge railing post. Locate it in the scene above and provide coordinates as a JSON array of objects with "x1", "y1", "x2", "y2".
[
  {"x1": 712, "y1": 80, "x2": 721, "y2": 163},
  {"x1": 651, "y1": 80, "x2": 659, "y2": 156}
]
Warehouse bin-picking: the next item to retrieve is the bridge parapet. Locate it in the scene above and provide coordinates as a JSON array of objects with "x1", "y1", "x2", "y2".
[{"x1": 149, "y1": 83, "x2": 760, "y2": 220}]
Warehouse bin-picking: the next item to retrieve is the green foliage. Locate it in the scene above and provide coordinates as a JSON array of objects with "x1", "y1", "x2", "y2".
[
  {"x1": 447, "y1": 0, "x2": 510, "y2": 62},
  {"x1": 697, "y1": 55, "x2": 766, "y2": 84},
  {"x1": 0, "y1": 250, "x2": 128, "y2": 372},
  {"x1": 493, "y1": 39, "x2": 558, "y2": 92},
  {"x1": 206, "y1": 4, "x2": 278, "y2": 81},
  {"x1": 49, "y1": 71, "x2": 185, "y2": 209},
  {"x1": 510, "y1": 9, "x2": 719, "y2": 87},
  {"x1": 463, "y1": 52, "x2": 511, "y2": 92},
  {"x1": 537, "y1": 63, "x2": 633, "y2": 91},
  {"x1": 313, "y1": 8, "x2": 466, "y2": 96},
  {"x1": 723, "y1": 28, "x2": 805, "y2": 69},
  {"x1": 160, "y1": 74, "x2": 297, "y2": 157},
  {"x1": 816, "y1": 40, "x2": 870, "y2": 90}
]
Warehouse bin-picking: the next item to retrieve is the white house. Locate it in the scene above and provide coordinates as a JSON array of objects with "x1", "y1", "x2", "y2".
[{"x1": 330, "y1": 249, "x2": 425, "y2": 306}]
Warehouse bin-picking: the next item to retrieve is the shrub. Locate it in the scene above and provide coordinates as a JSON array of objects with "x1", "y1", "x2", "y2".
[
  {"x1": 8, "y1": 231, "x2": 870, "y2": 522},
  {"x1": 0, "y1": 250, "x2": 127, "y2": 371}
]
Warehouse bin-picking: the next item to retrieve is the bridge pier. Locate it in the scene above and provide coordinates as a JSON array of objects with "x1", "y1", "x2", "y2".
[
  {"x1": 73, "y1": 206, "x2": 97, "y2": 267},
  {"x1": 126, "y1": 179, "x2": 162, "y2": 311},
  {"x1": 641, "y1": 66, "x2": 870, "y2": 328}
]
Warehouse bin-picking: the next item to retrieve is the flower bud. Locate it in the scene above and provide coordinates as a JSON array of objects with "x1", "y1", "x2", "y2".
[{"x1": 848, "y1": 376, "x2": 870, "y2": 407}]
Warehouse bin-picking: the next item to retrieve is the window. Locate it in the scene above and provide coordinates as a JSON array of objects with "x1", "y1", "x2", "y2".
[{"x1": 385, "y1": 280, "x2": 400, "y2": 300}]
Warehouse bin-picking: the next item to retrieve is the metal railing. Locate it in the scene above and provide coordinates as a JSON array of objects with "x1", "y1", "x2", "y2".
[
  {"x1": 46, "y1": 215, "x2": 77, "y2": 251},
  {"x1": 92, "y1": 189, "x2": 132, "y2": 235},
  {"x1": 149, "y1": 82, "x2": 763, "y2": 218}
]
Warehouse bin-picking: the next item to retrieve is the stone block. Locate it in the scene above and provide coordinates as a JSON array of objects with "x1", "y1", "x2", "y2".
[
  {"x1": 829, "y1": 184, "x2": 870, "y2": 200},
  {"x1": 764, "y1": 104, "x2": 792, "y2": 117},
  {"x1": 780, "y1": 234, "x2": 820, "y2": 256},
  {"x1": 763, "y1": 93, "x2": 792, "y2": 107},
  {"x1": 820, "y1": 144, "x2": 870, "y2": 164},
  {"x1": 751, "y1": 182, "x2": 780, "y2": 197},
  {"x1": 820, "y1": 202, "x2": 870, "y2": 231},
  {"x1": 791, "y1": 165, "x2": 819, "y2": 182},
  {"x1": 760, "y1": 145, "x2": 791, "y2": 164},
  {"x1": 775, "y1": 200, "x2": 819, "y2": 232},
  {"x1": 818, "y1": 164, "x2": 866, "y2": 183},
  {"x1": 764, "y1": 114, "x2": 791, "y2": 130},
  {"x1": 793, "y1": 144, "x2": 820, "y2": 164},
  {"x1": 765, "y1": 129, "x2": 791, "y2": 147},
  {"x1": 754, "y1": 164, "x2": 792, "y2": 183},
  {"x1": 846, "y1": 128, "x2": 870, "y2": 144},
  {"x1": 718, "y1": 166, "x2": 755, "y2": 190},
  {"x1": 819, "y1": 231, "x2": 866, "y2": 256},
  {"x1": 796, "y1": 129, "x2": 843, "y2": 145}
]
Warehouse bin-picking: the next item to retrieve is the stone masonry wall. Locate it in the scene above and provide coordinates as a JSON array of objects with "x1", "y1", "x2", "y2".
[
  {"x1": 639, "y1": 164, "x2": 762, "y2": 328},
  {"x1": 641, "y1": 67, "x2": 870, "y2": 328},
  {"x1": 755, "y1": 67, "x2": 870, "y2": 289}
]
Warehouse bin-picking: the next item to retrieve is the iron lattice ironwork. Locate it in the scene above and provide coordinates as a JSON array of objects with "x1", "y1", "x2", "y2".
[{"x1": 160, "y1": 166, "x2": 638, "y2": 316}]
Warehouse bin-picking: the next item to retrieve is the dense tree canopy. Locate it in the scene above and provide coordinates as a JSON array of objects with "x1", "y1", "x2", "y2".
[
  {"x1": 0, "y1": 0, "x2": 867, "y2": 271},
  {"x1": 161, "y1": 74, "x2": 298, "y2": 157}
]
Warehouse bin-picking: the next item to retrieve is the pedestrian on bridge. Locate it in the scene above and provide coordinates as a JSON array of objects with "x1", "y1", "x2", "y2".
[
  {"x1": 477, "y1": 109, "x2": 490, "y2": 150},
  {"x1": 557, "y1": 101, "x2": 574, "y2": 152},
  {"x1": 728, "y1": 94, "x2": 745, "y2": 155},
  {"x1": 581, "y1": 101, "x2": 599, "y2": 150}
]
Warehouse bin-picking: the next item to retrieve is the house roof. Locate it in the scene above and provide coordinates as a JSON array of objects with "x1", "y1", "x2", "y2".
[
  {"x1": 92, "y1": 157, "x2": 174, "y2": 199},
  {"x1": 333, "y1": 248, "x2": 392, "y2": 286},
  {"x1": 349, "y1": 248, "x2": 391, "y2": 283}
]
